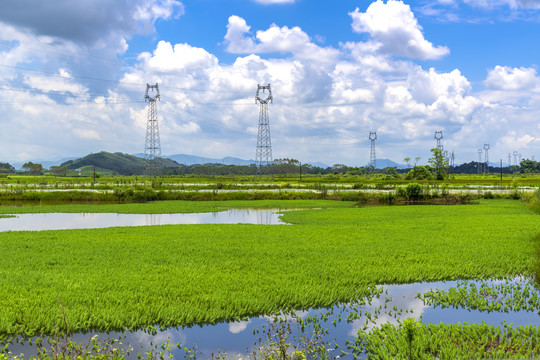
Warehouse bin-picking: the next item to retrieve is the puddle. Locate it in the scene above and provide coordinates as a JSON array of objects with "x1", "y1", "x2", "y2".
[
  {"x1": 5, "y1": 279, "x2": 540, "y2": 359},
  {"x1": 0, "y1": 209, "x2": 286, "y2": 231}
]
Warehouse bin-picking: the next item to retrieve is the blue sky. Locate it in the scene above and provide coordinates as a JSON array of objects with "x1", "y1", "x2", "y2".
[{"x1": 0, "y1": 0, "x2": 539, "y2": 166}]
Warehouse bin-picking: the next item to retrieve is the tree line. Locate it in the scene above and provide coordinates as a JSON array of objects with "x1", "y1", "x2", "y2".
[{"x1": 1, "y1": 155, "x2": 539, "y2": 177}]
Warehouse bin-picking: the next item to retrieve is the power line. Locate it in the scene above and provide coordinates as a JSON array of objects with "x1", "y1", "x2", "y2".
[
  {"x1": 0, "y1": 63, "x2": 254, "y2": 95},
  {"x1": 0, "y1": 37, "x2": 127, "y2": 66}
]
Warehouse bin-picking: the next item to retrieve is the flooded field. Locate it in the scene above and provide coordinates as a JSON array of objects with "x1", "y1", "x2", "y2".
[
  {"x1": 0, "y1": 209, "x2": 286, "y2": 231},
  {"x1": 7, "y1": 278, "x2": 539, "y2": 359}
]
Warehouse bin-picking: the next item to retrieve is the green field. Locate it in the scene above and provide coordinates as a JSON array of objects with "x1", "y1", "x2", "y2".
[
  {"x1": 0, "y1": 199, "x2": 354, "y2": 214},
  {"x1": 2, "y1": 173, "x2": 540, "y2": 188},
  {"x1": 0, "y1": 199, "x2": 538, "y2": 339}
]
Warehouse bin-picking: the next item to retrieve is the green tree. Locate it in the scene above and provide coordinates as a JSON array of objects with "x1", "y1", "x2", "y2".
[
  {"x1": 272, "y1": 158, "x2": 301, "y2": 174},
  {"x1": 406, "y1": 165, "x2": 433, "y2": 180},
  {"x1": 331, "y1": 164, "x2": 348, "y2": 174},
  {"x1": 403, "y1": 157, "x2": 411, "y2": 169},
  {"x1": 22, "y1": 162, "x2": 44, "y2": 175},
  {"x1": 428, "y1": 148, "x2": 448, "y2": 180},
  {"x1": 49, "y1": 166, "x2": 69, "y2": 176},
  {"x1": 0, "y1": 162, "x2": 15, "y2": 173},
  {"x1": 384, "y1": 166, "x2": 399, "y2": 179},
  {"x1": 519, "y1": 159, "x2": 540, "y2": 173}
]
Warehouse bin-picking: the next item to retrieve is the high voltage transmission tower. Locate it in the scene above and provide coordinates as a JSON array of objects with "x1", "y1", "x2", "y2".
[
  {"x1": 483, "y1": 144, "x2": 490, "y2": 174},
  {"x1": 508, "y1": 153, "x2": 511, "y2": 168},
  {"x1": 255, "y1": 84, "x2": 273, "y2": 178},
  {"x1": 369, "y1": 131, "x2": 377, "y2": 170},
  {"x1": 144, "y1": 83, "x2": 161, "y2": 176},
  {"x1": 477, "y1": 148, "x2": 483, "y2": 175},
  {"x1": 450, "y1": 150, "x2": 455, "y2": 179},
  {"x1": 513, "y1": 151, "x2": 518, "y2": 167},
  {"x1": 434, "y1": 131, "x2": 443, "y2": 151}
]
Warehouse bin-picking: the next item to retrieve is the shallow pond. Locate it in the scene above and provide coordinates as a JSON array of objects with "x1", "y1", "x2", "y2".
[
  {"x1": 0, "y1": 209, "x2": 286, "y2": 231},
  {"x1": 6, "y1": 278, "x2": 540, "y2": 359}
]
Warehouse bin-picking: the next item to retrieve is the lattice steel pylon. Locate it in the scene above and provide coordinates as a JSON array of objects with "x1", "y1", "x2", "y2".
[
  {"x1": 450, "y1": 150, "x2": 455, "y2": 179},
  {"x1": 513, "y1": 151, "x2": 518, "y2": 166},
  {"x1": 477, "y1": 149, "x2": 483, "y2": 175},
  {"x1": 255, "y1": 84, "x2": 273, "y2": 178},
  {"x1": 483, "y1": 144, "x2": 490, "y2": 174},
  {"x1": 369, "y1": 131, "x2": 377, "y2": 169},
  {"x1": 144, "y1": 83, "x2": 161, "y2": 176},
  {"x1": 434, "y1": 131, "x2": 443, "y2": 151}
]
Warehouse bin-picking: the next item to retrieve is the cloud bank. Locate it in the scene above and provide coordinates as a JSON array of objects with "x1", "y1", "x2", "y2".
[{"x1": 0, "y1": 0, "x2": 538, "y2": 166}]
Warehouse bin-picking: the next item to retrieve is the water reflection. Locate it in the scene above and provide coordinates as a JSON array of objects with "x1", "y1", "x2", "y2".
[
  {"x1": 6, "y1": 279, "x2": 540, "y2": 359},
  {"x1": 0, "y1": 210, "x2": 286, "y2": 232}
]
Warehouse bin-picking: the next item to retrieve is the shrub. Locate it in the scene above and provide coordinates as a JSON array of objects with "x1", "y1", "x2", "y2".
[{"x1": 398, "y1": 183, "x2": 423, "y2": 200}]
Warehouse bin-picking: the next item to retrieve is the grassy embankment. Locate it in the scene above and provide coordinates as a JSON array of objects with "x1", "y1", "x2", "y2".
[
  {"x1": 0, "y1": 200, "x2": 538, "y2": 339},
  {"x1": 2, "y1": 173, "x2": 540, "y2": 188}
]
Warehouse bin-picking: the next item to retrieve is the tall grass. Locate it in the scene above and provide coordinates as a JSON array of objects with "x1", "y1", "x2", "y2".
[{"x1": 0, "y1": 200, "x2": 537, "y2": 338}]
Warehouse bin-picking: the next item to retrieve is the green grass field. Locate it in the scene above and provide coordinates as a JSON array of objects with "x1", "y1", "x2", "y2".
[{"x1": 0, "y1": 200, "x2": 538, "y2": 338}]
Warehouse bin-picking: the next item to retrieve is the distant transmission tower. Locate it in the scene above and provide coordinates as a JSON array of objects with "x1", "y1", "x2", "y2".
[
  {"x1": 513, "y1": 151, "x2": 518, "y2": 166},
  {"x1": 144, "y1": 83, "x2": 161, "y2": 176},
  {"x1": 519, "y1": 153, "x2": 522, "y2": 164},
  {"x1": 483, "y1": 144, "x2": 490, "y2": 174},
  {"x1": 450, "y1": 150, "x2": 455, "y2": 179},
  {"x1": 434, "y1": 131, "x2": 443, "y2": 151},
  {"x1": 255, "y1": 84, "x2": 273, "y2": 178},
  {"x1": 508, "y1": 153, "x2": 511, "y2": 168},
  {"x1": 369, "y1": 131, "x2": 377, "y2": 169},
  {"x1": 477, "y1": 149, "x2": 483, "y2": 175}
]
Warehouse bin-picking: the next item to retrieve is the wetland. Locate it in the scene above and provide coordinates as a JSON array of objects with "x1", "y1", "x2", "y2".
[{"x1": 0, "y1": 185, "x2": 539, "y2": 359}]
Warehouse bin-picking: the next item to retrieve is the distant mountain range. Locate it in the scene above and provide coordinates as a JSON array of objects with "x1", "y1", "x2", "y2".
[
  {"x1": 369, "y1": 159, "x2": 407, "y2": 169},
  {"x1": 133, "y1": 153, "x2": 256, "y2": 166},
  {"x1": 9, "y1": 152, "x2": 421, "y2": 171},
  {"x1": 12, "y1": 157, "x2": 77, "y2": 171},
  {"x1": 134, "y1": 153, "x2": 330, "y2": 169}
]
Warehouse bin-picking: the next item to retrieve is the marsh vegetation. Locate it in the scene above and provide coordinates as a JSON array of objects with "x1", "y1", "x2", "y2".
[{"x1": 0, "y1": 175, "x2": 539, "y2": 359}]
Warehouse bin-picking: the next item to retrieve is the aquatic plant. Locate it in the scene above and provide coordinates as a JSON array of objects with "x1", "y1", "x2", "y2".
[
  {"x1": 0, "y1": 200, "x2": 538, "y2": 348},
  {"x1": 419, "y1": 279, "x2": 540, "y2": 313},
  {"x1": 352, "y1": 322, "x2": 540, "y2": 359},
  {"x1": 250, "y1": 315, "x2": 338, "y2": 360}
]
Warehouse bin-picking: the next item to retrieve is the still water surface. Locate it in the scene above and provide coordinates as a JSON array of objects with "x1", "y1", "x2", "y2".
[
  {"x1": 0, "y1": 209, "x2": 285, "y2": 231},
  {"x1": 7, "y1": 279, "x2": 540, "y2": 359}
]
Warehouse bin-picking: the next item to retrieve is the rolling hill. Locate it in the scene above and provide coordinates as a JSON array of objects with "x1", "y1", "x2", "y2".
[{"x1": 61, "y1": 151, "x2": 181, "y2": 175}]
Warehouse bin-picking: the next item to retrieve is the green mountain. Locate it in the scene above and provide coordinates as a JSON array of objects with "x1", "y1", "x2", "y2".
[{"x1": 61, "y1": 151, "x2": 181, "y2": 175}]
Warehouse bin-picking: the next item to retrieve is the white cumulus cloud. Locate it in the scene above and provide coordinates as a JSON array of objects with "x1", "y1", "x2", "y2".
[
  {"x1": 484, "y1": 65, "x2": 537, "y2": 91},
  {"x1": 224, "y1": 16, "x2": 339, "y2": 63},
  {"x1": 349, "y1": 0, "x2": 449, "y2": 60}
]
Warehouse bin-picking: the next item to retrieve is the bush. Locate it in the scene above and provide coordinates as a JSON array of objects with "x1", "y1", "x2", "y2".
[
  {"x1": 483, "y1": 191, "x2": 494, "y2": 199},
  {"x1": 397, "y1": 183, "x2": 423, "y2": 200}
]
